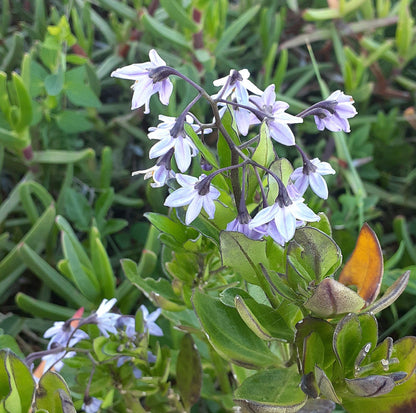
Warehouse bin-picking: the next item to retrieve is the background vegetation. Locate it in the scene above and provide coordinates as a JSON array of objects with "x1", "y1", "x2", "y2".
[{"x1": 0, "y1": 0, "x2": 415, "y2": 411}]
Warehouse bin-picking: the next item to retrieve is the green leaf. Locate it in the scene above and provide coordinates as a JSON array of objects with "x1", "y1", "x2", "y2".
[
  {"x1": 252, "y1": 123, "x2": 275, "y2": 168},
  {"x1": 160, "y1": 0, "x2": 199, "y2": 32},
  {"x1": 0, "y1": 336, "x2": 24, "y2": 359},
  {"x1": 287, "y1": 227, "x2": 342, "y2": 285},
  {"x1": 234, "y1": 294, "x2": 294, "y2": 342},
  {"x1": 65, "y1": 83, "x2": 101, "y2": 107},
  {"x1": 304, "y1": 278, "x2": 365, "y2": 318},
  {"x1": 18, "y1": 243, "x2": 91, "y2": 308},
  {"x1": 0, "y1": 204, "x2": 56, "y2": 282},
  {"x1": 176, "y1": 334, "x2": 202, "y2": 410},
  {"x1": 61, "y1": 232, "x2": 100, "y2": 302},
  {"x1": 0, "y1": 350, "x2": 35, "y2": 413},
  {"x1": 333, "y1": 313, "x2": 378, "y2": 376},
  {"x1": 34, "y1": 371, "x2": 75, "y2": 413},
  {"x1": 142, "y1": 11, "x2": 191, "y2": 50},
  {"x1": 295, "y1": 317, "x2": 335, "y2": 372},
  {"x1": 55, "y1": 216, "x2": 92, "y2": 270},
  {"x1": 55, "y1": 111, "x2": 93, "y2": 133},
  {"x1": 11, "y1": 73, "x2": 33, "y2": 132},
  {"x1": 184, "y1": 123, "x2": 219, "y2": 169},
  {"x1": 192, "y1": 290, "x2": 277, "y2": 369},
  {"x1": 44, "y1": 69, "x2": 64, "y2": 96},
  {"x1": 31, "y1": 149, "x2": 94, "y2": 164},
  {"x1": 220, "y1": 231, "x2": 267, "y2": 285},
  {"x1": 15, "y1": 293, "x2": 76, "y2": 320},
  {"x1": 215, "y1": 5, "x2": 260, "y2": 55},
  {"x1": 144, "y1": 212, "x2": 196, "y2": 244},
  {"x1": 63, "y1": 188, "x2": 93, "y2": 231},
  {"x1": 90, "y1": 227, "x2": 115, "y2": 298},
  {"x1": 234, "y1": 366, "x2": 307, "y2": 412},
  {"x1": 121, "y1": 259, "x2": 184, "y2": 311}
]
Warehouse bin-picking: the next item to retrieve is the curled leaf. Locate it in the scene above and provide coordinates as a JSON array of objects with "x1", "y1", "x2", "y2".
[
  {"x1": 304, "y1": 278, "x2": 365, "y2": 318},
  {"x1": 338, "y1": 223, "x2": 383, "y2": 305},
  {"x1": 345, "y1": 375, "x2": 395, "y2": 397},
  {"x1": 365, "y1": 271, "x2": 410, "y2": 315}
]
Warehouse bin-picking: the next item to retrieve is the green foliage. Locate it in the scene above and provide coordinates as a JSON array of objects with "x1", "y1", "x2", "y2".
[{"x1": 0, "y1": 0, "x2": 415, "y2": 412}]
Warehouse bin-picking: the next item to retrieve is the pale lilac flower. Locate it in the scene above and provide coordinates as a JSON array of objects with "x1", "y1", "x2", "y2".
[
  {"x1": 82, "y1": 396, "x2": 102, "y2": 413},
  {"x1": 140, "y1": 305, "x2": 163, "y2": 336},
  {"x1": 132, "y1": 162, "x2": 175, "y2": 188},
  {"x1": 132, "y1": 148, "x2": 175, "y2": 188},
  {"x1": 94, "y1": 298, "x2": 120, "y2": 337},
  {"x1": 249, "y1": 185, "x2": 320, "y2": 243},
  {"x1": 164, "y1": 174, "x2": 220, "y2": 225},
  {"x1": 291, "y1": 158, "x2": 336, "y2": 199},
  {"x1": 116, "y1": 316, "x2": 136, "y2": 339},
  {"x1": 42, "y1": 348, "x2": 76, "y2": 372},
  {"x1": 226, "y1": 214, "x2": 267, "y2": 241},
  {"x1": 111, "y1": 49, "x2": 173, "y2": 113},
  {"x1": 250, "y1": 85, "x2": 303, "y2": 146},
  {"x1": 44, "y1": 321, "x2": 88, "y2": 349},
  {"x1": 213, "y1": 69, "x2": 262, "y2": 104},
  {"x1": 314, "y1": 90, "x2": 357, "y2": 132},
  {"x1": 218, "y1": 103, "x2": 253, "y2": 136},
  {"x1": 148, "y1": 115, "x2": 204, "y2": 173}
]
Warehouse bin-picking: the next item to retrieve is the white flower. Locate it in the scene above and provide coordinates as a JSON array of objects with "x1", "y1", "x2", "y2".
[
  {"x1": 213, "y1": 69, "x2": 262, "y2": 104},
  {"x1": 148, "y1": 115, "x2": 203, "y2": 173},
  {"x1": 132, "y1": 161, "x2": 175, "y2": 188},
  {"x1": 291, "y1": 158, "x2": 336, "y2": 199},
  {"x1": 111, "y1": 49, "x2": 173, "y2": 113},
  {"x1": 249, "y1": 185, "x2": 320, "y2": 243},
  {"x1": 250, "y1": 85, "x2": 303, "y2": 146},
  {"x1": 314, "y1": 90, "x2": 357, "y2": 132},
  {"x1": 164, "y1": 174, "x2": 220, "y2": 225},
  {"x1": 44, "y1": 321, "x2": 88, "y2": 349},
  {"x1": 94, "y1": 298, "x2": 120, "y2": 337},
  {"x1": 140, "y1": 305, "x2": 163, "y2": 336},
  {"x1": 82, "y1": 396, "x2": 102, "y2": 413}
]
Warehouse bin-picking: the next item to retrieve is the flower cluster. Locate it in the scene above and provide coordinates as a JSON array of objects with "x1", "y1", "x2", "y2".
[
  {"x1": 112, "y1": 49, "x2": 357, "y2": 245},
  {"x1": 29, "y1": 299, "x2": 163, "y2": 413}
]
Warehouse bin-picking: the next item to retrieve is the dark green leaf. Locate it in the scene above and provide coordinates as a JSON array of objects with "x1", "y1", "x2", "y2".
[
  {"x1": 192, "y1": 290, "x2": 277, "y2": 369},
  {"x1": 234, "y1": 366, "x2": 307, "y2": 412},
  {"x1": 176, "y1": 334, "x2": 202, "y2": 409}
]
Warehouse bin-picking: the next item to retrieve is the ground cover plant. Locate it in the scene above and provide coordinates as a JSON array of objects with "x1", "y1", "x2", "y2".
[{"x1": 0, "y1": 0, "x2": 416, "y2": 412}]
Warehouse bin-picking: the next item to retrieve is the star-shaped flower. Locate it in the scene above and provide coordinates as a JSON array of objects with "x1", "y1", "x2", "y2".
[
  {"x1": 111, "y1": 49, "x2": 173, "y2": 113},
  {"x1": 314, "y1": 90, "x2": 357, "y2": 132},
  {"x1": 148, "y1": 115, "x2": 206, "y2": 173},
  {"x1": 93, "y1": 298, "x2": 120, "y2": 337},
  {"x1": 249, "y1": 185, "x2": 320, "y2": 243},
  {"x1": 213, "y1": 69, "x2": 262, "y2": 104},
  {"x1": 140, "y1": 305, "x2": 163, "y2": 337},
  {"x1": 164, "y1": 174, "x2": 220, "y2": 225},
  {"x1": 291, "y1": 158, "x2": 336, "y2": 199},
  {"x1": 250, "y1": 85, "x2": 303, "y2": 146}
]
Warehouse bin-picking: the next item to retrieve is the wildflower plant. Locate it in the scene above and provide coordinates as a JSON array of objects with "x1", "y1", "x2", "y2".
[{"x1": 114, "y1": 49, "x2": 416, "y2": 413}]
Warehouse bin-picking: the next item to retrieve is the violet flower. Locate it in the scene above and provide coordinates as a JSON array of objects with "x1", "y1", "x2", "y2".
[
  {"x1": 44, "y1": 321, "x2": 88, "y2": 349},
  {"x1": 111, "y1": 49, "x2": 173, "y2": 113},
  {"x1": 291, "y1": 158, "x2": 336, "y2": 199},
  {"x1": 314, "y1": 90, "x2": 357, "y2": 132},
  {"x1": 132, "y1": 148, "x2": 175, "y2": 188},
  {"x1": 250, "y1": 85, "x2": 303, "y2": 146},
  {"x1": 140, "y1": 305, "x2": 163, "y2": 337},
  {"x1": 213, "y1": 69, "x2": 262, "y2": 104},
  {"x1": 164, "y1": 174, "x2": 220, "y2": 225},
  {"x1": 148, "y1": 115, "x2": 205, "y2": 173},
  {"x1": 249, "y1": 184, "x2": 320, "y2": 243},
  {"x1": 93, "y1": 298, "x2": 120, "y2": 337},
  {"x1": 82, "y1": 396, "x2": 102, "y2": 413},
  {"x1": 226, "y1": 212, "x2": 267, "y2": 241}
]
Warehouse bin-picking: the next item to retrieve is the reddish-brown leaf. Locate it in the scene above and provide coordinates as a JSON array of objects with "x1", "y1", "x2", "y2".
[{"x1": 338, "y1": 223, "x2": 383, "y2": 305}]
